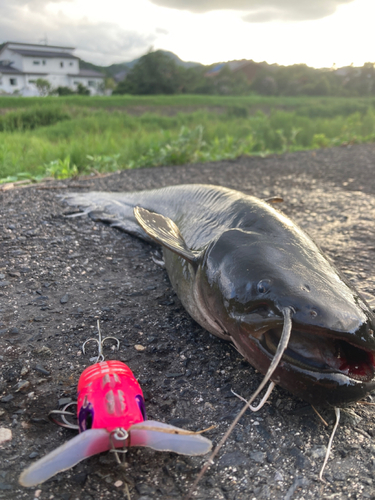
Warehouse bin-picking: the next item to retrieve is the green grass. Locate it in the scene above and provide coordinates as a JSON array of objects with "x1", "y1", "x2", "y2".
[
  {"x1": 2, "y1": 94, "x2": 375, "y2": 113},
  {"x1": 1, "y1": 95, "x2": 375, "y2": 182}
]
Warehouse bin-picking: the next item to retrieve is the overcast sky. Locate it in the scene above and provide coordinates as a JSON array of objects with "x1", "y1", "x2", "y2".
[{"x1": 0, "y1": 0, "x2": 374, "y2": 68}]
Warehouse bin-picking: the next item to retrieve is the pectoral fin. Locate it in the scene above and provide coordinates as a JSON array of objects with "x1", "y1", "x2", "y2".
[
  {"x1": 128, "y1": 420, "x2": 212, "y2": 456},
  {"x1": 134, "y1": 207, "x2": 200, "y2": 266},
  {"x1": 19, "y1": 429, "x2": 111, "y2": 487}
]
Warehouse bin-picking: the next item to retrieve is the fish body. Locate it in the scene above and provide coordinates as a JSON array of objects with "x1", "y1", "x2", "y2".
[{"x1": 63, "y1": 184, "x2": 375, "y2": 406}]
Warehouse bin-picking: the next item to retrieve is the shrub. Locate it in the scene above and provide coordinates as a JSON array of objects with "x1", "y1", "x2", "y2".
[
  {"x1": 56, "y1": 86, "x2": 75, "y2": 96},
  {"x1": 77, "y1": 83, "x2": 90, "y2": 96}
]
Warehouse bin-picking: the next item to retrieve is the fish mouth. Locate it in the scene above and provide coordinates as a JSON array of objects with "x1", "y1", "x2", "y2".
[{"x1": 262, "y1": 327, "x2": 375, "y2": 383}]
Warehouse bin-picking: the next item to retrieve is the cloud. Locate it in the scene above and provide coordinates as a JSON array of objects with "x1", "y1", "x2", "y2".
[
  {"x1": 149, "y1": 0, "x2": 354, "y2": 22},
  {"x1": 155, "y1": 27, "x2": 169, "y2": 35},
  {"x1": 0, "y1": 2, "x2": 155, "y2": 65}
]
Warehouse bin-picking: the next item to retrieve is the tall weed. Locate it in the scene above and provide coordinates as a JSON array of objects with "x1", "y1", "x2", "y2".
[
  {"x1": 1, "y1": 98, "x2": 375, "y2": 181},
  {"x1": 0, "y1": 106, "x2": 70, "y2": 132}
]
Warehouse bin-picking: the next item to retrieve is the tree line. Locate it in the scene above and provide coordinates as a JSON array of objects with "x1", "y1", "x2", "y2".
[{"x1": 113, "y1": 50, "x2": 375, "y2": 97}]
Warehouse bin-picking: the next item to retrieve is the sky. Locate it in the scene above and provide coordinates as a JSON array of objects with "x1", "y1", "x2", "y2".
[{"x1": 0, "y1": 0, "x2": 374, "y2": 68}]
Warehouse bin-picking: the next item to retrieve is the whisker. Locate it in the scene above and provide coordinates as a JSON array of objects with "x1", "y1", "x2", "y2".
[
  {"x1": 319, "y1": 407, "x2": 340, "y2": 481},
  {"x1": 184, "y1": 306, "x2": 294, "y2": 500},
  {"x1": 231, "y1": 382, "x2": 275, "y2": 412}
]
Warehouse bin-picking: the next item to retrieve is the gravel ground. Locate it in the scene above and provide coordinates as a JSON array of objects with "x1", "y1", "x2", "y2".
[{"x1": 1, "y1": 144, "x2": 375, "y2": 500}]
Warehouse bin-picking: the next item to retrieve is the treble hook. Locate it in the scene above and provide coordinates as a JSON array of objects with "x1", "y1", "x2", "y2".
[
  {"x1": 48, "y1": 402, "x2": 79, "y2": 430},
  {"x1": 82, "y1": 320, "x2": 120, "y2": 362},
  {"x1": 109, "y1": 427, "x2": 129, "y2": 465}
]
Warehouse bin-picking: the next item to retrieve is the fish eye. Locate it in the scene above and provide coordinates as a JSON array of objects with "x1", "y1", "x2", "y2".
[{"x1": 257, "y1": 279, "x2": 271, "y2": 294}]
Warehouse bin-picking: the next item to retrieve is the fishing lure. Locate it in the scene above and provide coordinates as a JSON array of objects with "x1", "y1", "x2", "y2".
[{"x1": 19, "y1": 324, "x2": 212, "y2": 487}]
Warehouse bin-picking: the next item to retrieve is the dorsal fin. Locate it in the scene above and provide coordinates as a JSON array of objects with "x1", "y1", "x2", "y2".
[{"x1": 134, "y1": 207, "x2": 200, "y2": 266}]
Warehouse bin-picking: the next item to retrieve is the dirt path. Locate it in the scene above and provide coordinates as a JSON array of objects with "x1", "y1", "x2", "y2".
[{"x1": 1, "y1": 144, "x2": 375, "y2": 500}]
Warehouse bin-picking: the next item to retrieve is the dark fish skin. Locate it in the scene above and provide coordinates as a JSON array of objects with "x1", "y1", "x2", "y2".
[{"x1": 63, "y1": 184, "x2": 375, "y2": 406}]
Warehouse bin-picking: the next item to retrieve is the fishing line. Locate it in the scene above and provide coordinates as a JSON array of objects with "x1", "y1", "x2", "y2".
[
  {"x1": 319, "y1": 407, "x2": 340, "y2": 481},
  {"x1": 184, "y1": 306, "x2": 294, "y2": 500}
]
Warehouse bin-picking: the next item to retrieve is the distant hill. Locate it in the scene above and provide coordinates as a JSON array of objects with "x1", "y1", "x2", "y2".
[
  {"x1": 80, "y1": 50, "x2": 202, "y2": 81},
  {"x1": 78, "y1": 60, "x2": 108, "y2": 75}
]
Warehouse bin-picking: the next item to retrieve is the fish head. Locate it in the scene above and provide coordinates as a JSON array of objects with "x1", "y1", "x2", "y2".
[
  {"x1": 200, "y1": 228, "x2": 375, "y2": 405},
  {"x1": 77, "y1": 360, "x2": 146, "y2": 432}
]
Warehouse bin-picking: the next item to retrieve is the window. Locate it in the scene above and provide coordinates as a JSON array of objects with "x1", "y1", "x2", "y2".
[
  {"x1": 10, "y1": 78, "x2": 17, "y2": 86},
  {"x1": 29, "y1": 80, "x2": 36, "y2": 83},
  {"x1": 69, "y1": 62, "x2": 73, "y2": 66},
  {"x1": 73, "y1": 81, "x2": 79, "y2": 85},
  {"x1": 60, "y1": 62, "x2": 64, "y2": 68},
  {"x1": 88, "y1": 80, "x2": 95, "y2": 87},
  {"x1": 42, "y1": 60, "x2": 46, "y2": 65},
  {"x1": 33, "y1": 60, "x2": 40, "y2": 65}
]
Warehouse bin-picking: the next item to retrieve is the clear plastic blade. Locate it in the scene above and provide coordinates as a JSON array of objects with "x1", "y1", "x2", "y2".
[
  {"x1": 129, "y1": 420, "x2": 212, "y2": 456},
  {"x1": 19, "y1": 429, "x2": 110, "y2": 487}
]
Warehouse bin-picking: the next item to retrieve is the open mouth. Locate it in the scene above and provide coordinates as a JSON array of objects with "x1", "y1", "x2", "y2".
[{"x1": 262, "y1": 328, "x2": 375, "y2": 382}]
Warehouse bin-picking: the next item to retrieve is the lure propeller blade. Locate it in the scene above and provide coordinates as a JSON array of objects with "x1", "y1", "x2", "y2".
[
  {"x1": 129, "y1": 420, "x2": 212, "y2": 455},
  {"x1": 19, "y1": 428, "x2": 111, "y2": 487}
]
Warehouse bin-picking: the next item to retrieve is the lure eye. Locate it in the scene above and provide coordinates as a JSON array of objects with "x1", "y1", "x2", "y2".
[
  {"x1": 257, "y1": 279, "x2": 271, "y2": 294},
  {"x1": 85, "y1": 412, "x2": 93, "y2": 430},
  {"x1": 78, "y1": 402, "x2": 94, "y2": 432}
]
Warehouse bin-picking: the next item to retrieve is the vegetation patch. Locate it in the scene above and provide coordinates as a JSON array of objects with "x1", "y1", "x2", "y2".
[
  {"x1": 0, "y1": 106, "x2": 71, "y2": 132},
  {"x1": 0, "y1": 96, "x2": 374, "y2": 183}
]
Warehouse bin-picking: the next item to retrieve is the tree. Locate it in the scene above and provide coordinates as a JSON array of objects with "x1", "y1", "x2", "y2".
[
  {"x1": 114, "y1": 50, "x2": 183, "y2": 95},
  {"x1": 35, "y1": 78, "x2": 51, "y2": 97},
  {"x1": 259, "y1": 76, "x2": 278, "y2": 95},
  {"x1": 103, "y1": 77, "x2": 117, "y2": 93},
  {"x1": 209, "y1": 65, "x2": 250, "y2": 95}
]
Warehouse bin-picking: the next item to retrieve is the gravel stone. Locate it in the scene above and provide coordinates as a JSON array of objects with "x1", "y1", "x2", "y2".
[
  {"x1": 0, "y1": 395, "x2": 14, "y2": 403},
  {"x1": 0, "y1": 428, "x2": 12, "y2": 445},
  {"x1": 60, "y1": 293, "x2": 69, "y2": 304},
  {"x1": 219, "y1": 451, "x2": 250, "y2": 467},
  {"x1": 249, "y1": 451, "x2": 267, "y2": 464},
  {"x1": 33, "y1": 364, "x2": 50, "y2": 376}
]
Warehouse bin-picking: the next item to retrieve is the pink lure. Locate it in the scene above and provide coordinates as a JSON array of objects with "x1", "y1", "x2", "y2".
[
  {"x1": 77, "y1": 360, "x2": 146, "y2": 433},
  {"x1": 19, "y1": 360, "x2": 212, "y2": 487}
]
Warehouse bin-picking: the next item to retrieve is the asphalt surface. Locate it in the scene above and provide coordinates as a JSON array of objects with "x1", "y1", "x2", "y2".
[{"x1": 1, "y1": 143, "x2": 375, "y2": 500}]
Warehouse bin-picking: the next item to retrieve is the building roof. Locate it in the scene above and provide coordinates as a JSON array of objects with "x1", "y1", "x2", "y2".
[
  {"x1": 0, "y1": 64, "x2": 23, "y2": 74},
  {"x1": 69, "y1": 69, "x2": 105, "y2": 78},
  {"x1": 10, "y1": 49, "x2": 79, "y2": 59},
  {"x1": 4, "y1": 41, "x2": 75, "y2": 50}
]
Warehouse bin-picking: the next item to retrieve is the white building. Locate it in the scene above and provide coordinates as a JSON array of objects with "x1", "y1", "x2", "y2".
[{"x1": 0, "y1": 41, "x2": 105, "y2": 96}]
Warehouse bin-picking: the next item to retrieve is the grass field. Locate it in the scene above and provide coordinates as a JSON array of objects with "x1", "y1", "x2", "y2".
[{"x1": 1, "y1": 95, "x2": 375, "y2": 182}]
